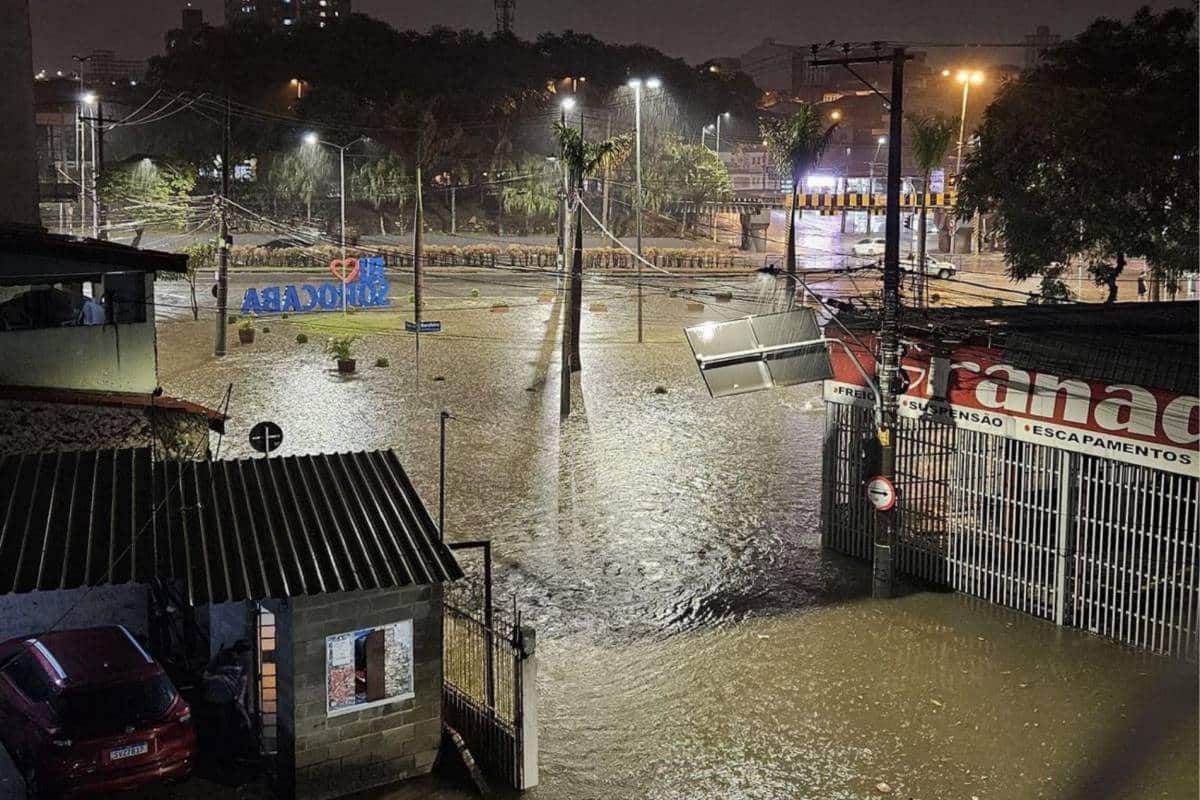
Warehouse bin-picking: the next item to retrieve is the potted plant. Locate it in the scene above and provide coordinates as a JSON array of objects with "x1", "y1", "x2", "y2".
[
  {"x1": 326, "y1": 335, "x2": 360, "y2": 373},
  {"x1": 238, "y1": 319, "x2": 256, "y2": 344}
]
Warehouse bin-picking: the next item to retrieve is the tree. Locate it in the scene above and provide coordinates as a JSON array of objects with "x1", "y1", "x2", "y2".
[
  {"x1": 959, "y1": 7, "x2": 1198, "y2": 302},
  {"x1": 98, "y1": 157, "x2": 198, "y2": 245},
  {"x1": 554, "y1": 121, "x2": 630, "y2": 379},
  {"x1": 275, "y1": 145, "x2": 332, "y2": 222},
  {"x1": 908, "y1": 113, "x2": 958, "y2": 306},
  {"x1": 761, "y1": 106, "x2": 838, "y2": 292},
  {"x1": 355, "y1": 154, "x2": 408, "y2": 235},
  {"x1": 500, "y1": 156, "x2": 559, "y2": 234},
  {"x1": 644, "y1": 137, "x2": 732, "y2": 235}
]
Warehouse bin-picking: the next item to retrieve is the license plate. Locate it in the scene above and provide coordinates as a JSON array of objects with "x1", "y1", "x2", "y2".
[{"x1": 109, "y1": 743, "x2": 148, "y2": 761}]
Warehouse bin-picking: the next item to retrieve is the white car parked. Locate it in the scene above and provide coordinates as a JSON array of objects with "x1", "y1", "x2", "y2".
[{"x1": 851, "y1": 238, "x2": 886, "y2": 257}]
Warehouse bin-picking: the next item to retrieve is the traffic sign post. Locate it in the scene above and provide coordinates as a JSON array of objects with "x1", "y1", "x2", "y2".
[
  {"x1": 249, "y1": 420, "x2": 284, "y2": 456},
  {"x1": 866, "y1": 475, "x2": 897, "y2": 512}
]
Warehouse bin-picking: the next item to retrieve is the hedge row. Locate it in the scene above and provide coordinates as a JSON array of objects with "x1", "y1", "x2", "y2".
[{"x1": 227, "y1": 243, "x2": 755, "y2": 271}]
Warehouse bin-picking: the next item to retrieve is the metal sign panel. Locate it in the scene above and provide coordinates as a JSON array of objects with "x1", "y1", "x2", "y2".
[{"x1": 685, "y1": 308, "x2": 833, "y2": 398}]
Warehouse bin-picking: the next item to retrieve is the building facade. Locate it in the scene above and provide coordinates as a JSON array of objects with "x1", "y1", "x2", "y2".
[
  {"x1": 821, "y1": 303, "x2": 1199, "y2": 658},
  {"x1": 226, "y1": 0, "x2": 351, "y2": 29}
]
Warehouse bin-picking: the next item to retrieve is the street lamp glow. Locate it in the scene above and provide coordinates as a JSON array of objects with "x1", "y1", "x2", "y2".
[
  {"x1": 646, "y1": 77, "x2": 661, "y2": 89},
  {"x1": 878, "y1": 135, "x2": 887, "y2": 145},
  {"x1": 303, "y1": 132, "x2": 319, "y2": 145},
  {"x1": 942, "y1": 68, "x2": 951, "y2": 77},
  {"x1": 80, "y1": 92, "x2": 97, "y2": 105},
  {"x1": 560, "y1": 96, "x2": 576, "y2": 111},
  {"x1": 830, "y1": 109, "x2": 842, "y2": 121},
  {"x1": 969, "y1": 71, "x2": 984, "y2": 85},
  {"x1": 627, "y1": 77, "x2": 642, "y2": 88}
]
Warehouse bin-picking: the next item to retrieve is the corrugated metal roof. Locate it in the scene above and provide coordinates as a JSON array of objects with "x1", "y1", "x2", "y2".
[{"x1": 0, "y1": 448, "x2": 462, "y2": 605}]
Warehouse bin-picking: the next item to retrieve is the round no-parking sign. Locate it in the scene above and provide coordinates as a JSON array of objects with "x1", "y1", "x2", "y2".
[{"x1": 865, "y1": 476, "x2": 897, "y2": 512}]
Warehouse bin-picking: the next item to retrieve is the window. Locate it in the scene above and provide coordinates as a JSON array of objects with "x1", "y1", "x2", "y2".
[
  {"x1": 2, "y1": 651, "x2": 54, "y2": 704},
  {"x1": 325, "y1": 620, "x2": 413, "y2": 716},
  {"x1": 55, "y1": 675, "x2": 176, "y2": 736}
]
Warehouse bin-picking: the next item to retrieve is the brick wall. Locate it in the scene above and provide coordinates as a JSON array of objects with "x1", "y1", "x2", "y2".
[
  {"x1": 0, "y1": 399, "x2": 210, "y2": 459},
  {"x1": 276, "y1": 585, "x2": 444, "y2": 800}
]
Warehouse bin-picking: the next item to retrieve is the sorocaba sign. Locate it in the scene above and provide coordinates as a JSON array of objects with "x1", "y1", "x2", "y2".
[
  {"x1": 241, "y1": 256, "x2": 390, "y2": 315},
  {"x1": 824, "y1": 333, "x2": 1199, "y2": 477}
]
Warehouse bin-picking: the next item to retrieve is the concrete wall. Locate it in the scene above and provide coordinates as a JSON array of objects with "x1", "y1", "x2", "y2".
[
  {"x1": 0, "y1": 399, "x2": 211, "y2": 458},
  {"x1": 0, "y1": 320, "x2": 157, "y2": 393},
  {"x1": 0, "y1": 584, "x2": 147, "y2": 642},
  {"x1": 277, "y1": 585, "x2": 444, "y2": 800}
]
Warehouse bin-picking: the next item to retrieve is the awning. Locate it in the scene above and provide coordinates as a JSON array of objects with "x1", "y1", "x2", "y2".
[
  {"x1": 0, "y1": 448, "x2": 462, "y2": 605},
  {"x1": 0, "y1": 226, "x2": 188, "y2": 282}
]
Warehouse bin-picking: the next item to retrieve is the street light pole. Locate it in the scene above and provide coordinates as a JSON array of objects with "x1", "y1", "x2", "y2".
[
  {"x1": 628, "y1": 77, "x2": 660, "y2": 344},
  {"x1": 947, "y1": 70, "x2": 982, "y2": 254},
  {"x1": 632, "y1": 79, "x2": 644, "y2": 344},
  {"x1": 306, "y1": 133, "x2": 366, "y2": 312},
  {"x1": 867, "y1": 136, "x2": 885, "y2": 235}
]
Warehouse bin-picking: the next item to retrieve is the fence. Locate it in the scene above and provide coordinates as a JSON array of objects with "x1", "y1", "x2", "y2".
[
  {"x1": 442, "y1": 603, "x2": 529, "y2": 790},
  {"x1": 822, "y1": 403, "x2": 1199, "y2": 658}
]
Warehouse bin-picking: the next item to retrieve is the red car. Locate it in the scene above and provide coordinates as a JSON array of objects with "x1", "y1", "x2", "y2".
[{"x1": 0, "y1": 626, "x2": 195, "y2": 797}]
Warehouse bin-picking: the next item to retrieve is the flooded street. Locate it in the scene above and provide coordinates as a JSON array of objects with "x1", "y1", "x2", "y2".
[{"x1": 158, "y1": 274, "x2": 1197, "y2": 800}]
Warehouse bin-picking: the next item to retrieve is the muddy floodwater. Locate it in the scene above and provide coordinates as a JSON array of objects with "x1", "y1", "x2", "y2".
[{"x1": 158, "y1": 273, "x2": 1198, "y2": 800}]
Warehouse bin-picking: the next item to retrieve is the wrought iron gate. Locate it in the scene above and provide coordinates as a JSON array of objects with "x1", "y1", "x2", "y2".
[
  {"x1": 442, "y1": 603, "x2": 528, "y2": 789},
  {"x1": 822, "y1": 403, "x2": 1200, "y2": 658}
]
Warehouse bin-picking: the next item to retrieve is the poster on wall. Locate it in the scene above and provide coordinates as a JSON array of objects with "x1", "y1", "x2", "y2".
[{"x1": 325, "y1": 619, "x2": 414, "y2": 716}]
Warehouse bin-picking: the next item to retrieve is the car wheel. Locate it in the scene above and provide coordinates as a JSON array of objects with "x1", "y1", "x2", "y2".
[{"x1": 938, "y1": 268, "x2": 952, "y2": 279}]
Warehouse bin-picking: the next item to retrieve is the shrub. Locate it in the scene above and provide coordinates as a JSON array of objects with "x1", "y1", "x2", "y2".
[
  {"x1": 469, "y1": 288, "x2": 481, "y2": 299},
  {"x1": 280, "y1": 313, "x2": 289, "y2": 319},
  {"x1": 238, "y1": 319, "x2": 255, "y2": 332},
  {"x1": 375, "y1": 356, "x2": 390, "y2": 368},
  {"x1": 296, "y1": 333, "x2": 309, "y2": 344},
  {"x1": 261, "y1": 326, "x2": 270, "y2": 334}
]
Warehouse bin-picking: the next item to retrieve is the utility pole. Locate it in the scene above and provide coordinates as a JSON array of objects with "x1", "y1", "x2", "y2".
[
  {"x1": 413, "y1": 164, "x2": 424, "y2": 359},
  {"x1": 450, "y1": 185, "x2": 456, "y2": 234},
  {"x1": 812, "y1": 46, "x2": 907, "y2": 600},
  {"x1": 632, "y1": 82, "x2": 645, "y2": 343},
  {"x1": 601, "y1": 112, "x2": 612, "y2": 233},
  {"x1": 214, "y1": 97, "x2": 231, "y2": 356},
  {"x1": 569, "y1": 112, "x2": 584, "y2": 372},
  {"x1": 438, "y1": 409, "x2": 451, "y2": 537},
  {"x1": 93, "y1": 100, "x2": 105, "y2": 239}
]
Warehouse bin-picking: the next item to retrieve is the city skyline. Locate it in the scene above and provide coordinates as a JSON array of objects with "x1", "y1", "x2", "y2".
[{"x1": 31, "y1": 0, "x2": 1182, "y2": 75}]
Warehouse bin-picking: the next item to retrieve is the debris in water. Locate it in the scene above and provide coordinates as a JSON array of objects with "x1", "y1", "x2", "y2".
[
  {"x1": 654, "y1": 386, "x2": 667, "y2": 394},
  {"x1": 875, "y1": 781, "x2": 893, "y2": 794},
  {"x1": 433, "y1": 375, "x2": 446, "y2": 382}
]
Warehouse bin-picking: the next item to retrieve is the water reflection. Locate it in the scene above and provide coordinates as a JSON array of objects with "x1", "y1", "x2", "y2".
[{"x1": 160, "y1": 283, "x2": 1198, "y2": 800}]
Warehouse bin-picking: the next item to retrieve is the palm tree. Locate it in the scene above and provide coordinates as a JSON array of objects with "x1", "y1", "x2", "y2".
[
  {"x1": 908, "y1": 113, "x2": 958, "y2": 306},
  {"x1": 553, "y1": 121, "x2": 630, "y2": 380},
  {"x1": 500, "y1": 156, "x2": 559, "y2": 234},
  {"x1": 761, "y1": 106, "x2": 838, "y2": 294}
]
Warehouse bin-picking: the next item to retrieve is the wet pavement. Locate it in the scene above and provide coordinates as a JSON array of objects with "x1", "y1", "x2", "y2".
[{"x1": 156, "y1": 265, "x2": 1198, "y2": 800}]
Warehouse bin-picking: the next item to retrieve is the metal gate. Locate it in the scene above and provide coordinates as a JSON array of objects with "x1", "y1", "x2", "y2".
[
  {"x1": 442, "y1": 604, "x2": 527, "y2": 789},
  {"x1": 822, "y1": 403, "x2": 1200, "y2": 658}
]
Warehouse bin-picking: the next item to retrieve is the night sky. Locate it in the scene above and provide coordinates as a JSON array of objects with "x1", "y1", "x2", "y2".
[{"x1": 31, "y1": 0, "x2": 1181, "y2": 73}]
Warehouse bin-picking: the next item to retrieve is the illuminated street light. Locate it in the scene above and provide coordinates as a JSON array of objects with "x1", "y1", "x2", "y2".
[
  {"x1": 304, "y1": 133, "x2": 369, "y2": 276},
  {"x1": 303, "y1": 131, "x2": 319, "y2": 145},
  {"x1": 830, "y1": 109, "x2": 842, "y2": 121},
  {"x1": 560, "y1": 96, "x2": 576, "y2": 112},
  {"x1": 80, "y1": 92, "x2": 97, "y2": 105},
  {"x1": 944, "y1": 69, "x2": 986, "y2": 252},
  {"x1": 715, "y1": 111, "x2": 730, "y2": 153},
  {"x1": 626, "y1": 76, "x2": 662, "y2": 343}
]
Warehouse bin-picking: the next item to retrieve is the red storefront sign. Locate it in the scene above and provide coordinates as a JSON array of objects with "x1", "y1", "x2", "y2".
[{"x1": 824, "y1": 332, "x2": 1200, "y2": 477}]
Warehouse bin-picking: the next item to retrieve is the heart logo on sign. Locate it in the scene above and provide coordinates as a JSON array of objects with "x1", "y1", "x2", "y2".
[{"x1": 329, "y1": 258, "x2": 360, "y2": 284}]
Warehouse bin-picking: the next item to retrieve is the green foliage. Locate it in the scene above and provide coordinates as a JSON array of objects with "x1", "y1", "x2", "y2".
[
  {"x1": 99, "y1": 158, "x2": 198, "y2": 229},
  {"x1": 374, "y1": 356, "x2": 390, "y2": 368},
  {"x1": 469, "y1": 288, "x2": 481, "y2": 298},
  {"x1": 760, "y1": 105, "x2": 838, "y2": 270},
  {"x1": 760, "y1": 105, "x2": 838, "y2": 187},
  {"x1": 354, "y1": 154, "x2": 409, "y2": 234},
  {"x1": 959, "y1": 7, "x2": 1198, "y2": 301},
  {"x1": 325, "y1": 335, "x2": 359, "y2": 361},
  {"x1": 908, "y1": 114, "x2": 959, "y2": 179},
  {"x1": 238, "y1": 318, "x2": 255, "y2": 332},
  {"x1": 554, "y1": 123, "x2": 632, "y2": 186},
  {"x1": 644, "y1": 136, "x2": 732, "y2": 232},
  {"x1": 296, "y1": 333, "x2": 309, "y2": 344},
  {"x1": 271, "y1": 146, "x2": 333, "y2": 220},
  {"x1": 500, "y1": 156, "x2": 559, "y2": 232}
]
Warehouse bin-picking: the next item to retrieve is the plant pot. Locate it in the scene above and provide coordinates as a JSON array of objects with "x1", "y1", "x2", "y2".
[
  {"x1": 238, "y1": 328, "x2": 255, "y2": 344},
  {"x1": 337, "y1": 358, "x2": 356, "y2": 374}
]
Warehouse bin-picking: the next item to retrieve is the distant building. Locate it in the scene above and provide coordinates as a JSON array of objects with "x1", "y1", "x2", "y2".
[
  {"x1": 83, "y1": 49, "x2": 145, "y2": 88},
  {"x1": 1024, "y1": 25, "x2": 1061, "y2": 69},
  {"x1": 225, "y1": 0, "x2": 351, "y2": 29},
  {"x1": 736, "y1": 38, "x2": 805, "y2": 94},
  {"x1": 167, "y1": 4, "x2": 206, "y2": 52},
  {"x1": 720, "y1": 149, "x2": 779, "y2": 195}
]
